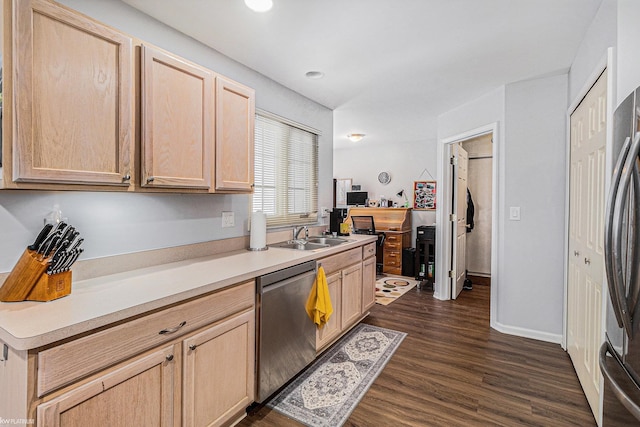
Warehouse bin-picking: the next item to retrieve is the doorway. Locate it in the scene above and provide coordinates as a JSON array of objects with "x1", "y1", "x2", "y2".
[
  {"x1": 436, "y1": 123, "x2": 498, "y2": 322},
  {"x1": 461, "y1": 135, "x2": 494, "y2": 285}
]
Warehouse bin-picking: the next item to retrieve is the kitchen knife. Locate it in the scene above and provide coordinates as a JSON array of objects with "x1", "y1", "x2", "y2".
[
  {"x1": 28, "y1": 223, "x2": 53, "y2": 251},
  {"x1": 59, "y1": 226, "x2": 76, "y2": 246},
  {"x1": 37, "y1": 229, "x2": 61, "y2": 257},
  {"x1": 36, "y1": 222, "x2": 67, "y2": 254},
  {"x1": 48, "y1": 239, "x2": 70, "y2": 273},
  {"x1": 68, "y1": 237, "x2": 84, "y2": 252},
  {"x1": 55, "y1": 248, "x2": 83, "y2": 274}
]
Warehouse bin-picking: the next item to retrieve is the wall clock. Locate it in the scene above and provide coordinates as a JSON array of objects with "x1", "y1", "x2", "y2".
[{"x1": 378, "y1": 171, "x2": 391, "y2": 185}]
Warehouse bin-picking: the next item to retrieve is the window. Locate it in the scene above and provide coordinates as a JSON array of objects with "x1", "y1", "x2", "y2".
[{"x1": 253, "y1": 111, "x2": 319, "y2": 227}]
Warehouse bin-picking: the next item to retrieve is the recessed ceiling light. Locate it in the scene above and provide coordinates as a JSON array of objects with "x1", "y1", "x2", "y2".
[
  {"x1": 244, "y1": 0, "x2": 273, "y2": 12},
  {"x1": 347, "y1": 133, "x2": 365, "y2": 142},
  {"x1": 305, "y1": 71, "x2": 325, "y2": 79}
]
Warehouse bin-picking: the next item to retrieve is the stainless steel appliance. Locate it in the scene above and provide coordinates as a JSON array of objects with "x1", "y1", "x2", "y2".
[
  {"x1": 256, "y1": 261, "x2": 317, "y2": 402},
  {"x1": 601, "y1": 87, "x2": 640, "y2": 424}
]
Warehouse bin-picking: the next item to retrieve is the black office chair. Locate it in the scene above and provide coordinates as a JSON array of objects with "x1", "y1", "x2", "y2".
[{"x1": 351, "y1": 216, "x2": 385, "y2": 273}]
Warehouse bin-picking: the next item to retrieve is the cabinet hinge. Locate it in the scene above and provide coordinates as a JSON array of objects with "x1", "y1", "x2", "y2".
[
  {"x1": 448, "y1": 270, "x2": 456, "y2": 279},
  {"x1": 450, "y1": 156, "x2": 457, "y2": 165},
  {"x1": 449, "y1": 214, "x2": 457, "y2": 222}
]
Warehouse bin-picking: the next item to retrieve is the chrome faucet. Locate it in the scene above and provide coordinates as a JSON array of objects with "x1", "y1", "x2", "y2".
[{"x1": 293, "y1": 226, "x2": 308, "y2": 241}]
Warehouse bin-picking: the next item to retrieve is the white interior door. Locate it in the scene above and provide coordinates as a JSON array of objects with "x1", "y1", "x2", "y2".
[
  {"x1": 452, "y1": 143, "x2": 468, "y2": 299},
  {"x1": 567, "y1": 68, "x2": 607, "y2": 420}
]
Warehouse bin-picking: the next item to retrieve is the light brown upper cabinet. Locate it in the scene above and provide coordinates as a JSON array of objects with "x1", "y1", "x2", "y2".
[
  {"x1": 214, "y1": 76, "x2": 255, "y2": 192},
  {"x1": 141, "y1": 44, "x2": 213, "y2": 189},
  {"x1": 7, "y1": 0, "x2": 134, "y2": 187}
]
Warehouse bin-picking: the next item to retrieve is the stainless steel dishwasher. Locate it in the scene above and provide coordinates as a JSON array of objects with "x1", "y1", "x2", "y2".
[{"x1": 256, "y1": 260, "x2": 317, "y2": 402}]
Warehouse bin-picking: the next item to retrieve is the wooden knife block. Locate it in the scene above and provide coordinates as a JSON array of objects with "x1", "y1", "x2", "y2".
[
  {"x1": 0, "y1": 249, "x2": 72, "y2": 302},
  {"x1": 27, "y1": 270, "x2": 72, "y2": 302}
]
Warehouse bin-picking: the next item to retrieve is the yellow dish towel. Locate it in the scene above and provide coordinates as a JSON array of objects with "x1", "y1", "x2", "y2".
[{"x1": 305, "y1": 266, "x2": 333, "y2": 328}]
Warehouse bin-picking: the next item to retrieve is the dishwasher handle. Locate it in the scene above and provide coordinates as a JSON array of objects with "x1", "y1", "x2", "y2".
[
  {"x1": 258, "y1": 260, "x2": 316, "y2": 290},
  {"x1": 261, "y1": 269, "x2": 316, "y2": 294}
]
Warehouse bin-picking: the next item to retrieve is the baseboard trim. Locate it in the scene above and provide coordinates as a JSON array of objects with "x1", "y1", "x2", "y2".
[{"x1": 491, "y1": 320, "x2": 563, "y2": 345}]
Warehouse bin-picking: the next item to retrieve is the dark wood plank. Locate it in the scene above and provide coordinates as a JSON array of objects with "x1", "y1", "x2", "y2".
[{"x1": 240, "y1": 284, "x2": 595, "y2": 426}]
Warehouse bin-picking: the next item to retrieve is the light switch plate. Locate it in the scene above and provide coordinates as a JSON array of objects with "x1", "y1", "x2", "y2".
[
  {"x1": 222, "y1": 211, "x2": 235, "y2": 228},
  {"x1": 509, "y1": 206, "x2": 521, "y2": 221}
]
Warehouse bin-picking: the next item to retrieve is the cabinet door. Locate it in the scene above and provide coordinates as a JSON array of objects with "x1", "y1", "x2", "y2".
[
  {"x1": 316, "y1": 271, "x2": 342, "y2": 350},
  {"x1": 11, "y1": 0, "x2": 134, "y2": 186},
  {"x1": 214, "y1": 75, "x2": 255, "y2": 192},
  {"x1": 361, "y1": 256, "x2": 376, "y2": 313},
  {"x1": 141, "y1": 45, "x2": 213, "y2": 189},
  {"x1": 183, "y1": 310, "x2": 255, "y2": 427},
  {"x1": 37, "y1": 344, "x2": 180, "y2": 427},
  {"x1": 341, "y1": 263, "x2": 363, "y2": 328}
]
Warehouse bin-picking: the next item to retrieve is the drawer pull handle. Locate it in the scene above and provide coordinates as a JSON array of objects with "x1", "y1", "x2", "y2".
[
  {"x1": 189, "y1": 344, "x2": 197, "y2": 351},
  {"x1": 159, "y1": 321, "x2": 186, "y2": 335},
  {"x1": 166, "y1": 354, "x2": 174, "y2": 362}
]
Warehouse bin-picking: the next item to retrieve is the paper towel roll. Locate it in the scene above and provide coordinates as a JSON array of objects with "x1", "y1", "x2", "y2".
[{"x1": 250, "y1": 211, "x2": 267, "y2": 250}]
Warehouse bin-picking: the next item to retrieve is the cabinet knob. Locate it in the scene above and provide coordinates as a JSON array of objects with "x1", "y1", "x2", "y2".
[
  {"x1": 166, "y1": 354, "x2": 174, "y2": 362},
  {"x1": 147, "y1": 176, "x2": 155, "y2": 183},
  {"x1": 189, "y1": 344, "x2": 197, "y2": 351},
  {"x1": 574, "y1": 250, "x2": 580, "y2": 257},
  {"x1": 584, "y1": 257, "x2": 591, "y2": 265},
  {"x1": 122, "y1": 174, "x2": 131, "y2": 181}
]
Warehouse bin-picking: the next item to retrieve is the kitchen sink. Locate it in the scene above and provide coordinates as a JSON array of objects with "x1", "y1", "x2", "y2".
[
  {"x1": 270, "y1": 240, "x2": 330, "y2": 251},
  {"x1": 270, "y1": 236, "x2": 350, "y2": 251},
  {"x1": 306, "y1": 236, "x2": 350, "y2": 246}
]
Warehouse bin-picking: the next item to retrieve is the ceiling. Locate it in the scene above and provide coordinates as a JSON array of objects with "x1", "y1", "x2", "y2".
[{"x1": 122, "y1": 0, "x2": 603, "y2": 149}]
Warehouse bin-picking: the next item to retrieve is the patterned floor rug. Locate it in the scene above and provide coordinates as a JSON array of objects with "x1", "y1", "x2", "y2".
[
  {"x1": 266, "y1": 323, "x2": 406, "y2": 427},
  {"x1": 375, "y1": 276, "x2": 419, "y2": 305}
]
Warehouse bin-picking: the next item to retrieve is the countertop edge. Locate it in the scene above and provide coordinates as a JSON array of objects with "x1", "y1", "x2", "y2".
[{"x1": 0, "y1": 234, "x2": 377, "y2": 351}]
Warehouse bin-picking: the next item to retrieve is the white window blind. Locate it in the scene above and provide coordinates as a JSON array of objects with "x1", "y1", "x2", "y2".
[{"x1": 253, "y1": 112, "x2": 319, "y2": 227}]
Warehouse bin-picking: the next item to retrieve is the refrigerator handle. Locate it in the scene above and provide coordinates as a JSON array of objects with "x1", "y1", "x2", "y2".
[
  {"x1": 600, "y1": 341, "x2": 640, "y2": 421},
  {"x1": 613, "y1": 132, "x2": 640, "y2": 336},
  {"x1": 628, "y1": 159, "x2": 640, "y2": 324},
  {"x1": 606, "y1": 135, "x2": 632, "y2": 329}
]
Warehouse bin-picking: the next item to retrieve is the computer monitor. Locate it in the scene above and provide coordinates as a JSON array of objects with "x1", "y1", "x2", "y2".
[{"x1": 346, "y1": 191, "x2": 368, "y2": 206}]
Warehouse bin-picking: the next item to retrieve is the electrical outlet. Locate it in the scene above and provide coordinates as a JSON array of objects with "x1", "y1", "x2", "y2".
[
  {"x1": 222, "y1": 211, "x2": 235, "y2": 228},
  {"x1": 320, "y1": 206, "x2": 330, "y2": 218}
]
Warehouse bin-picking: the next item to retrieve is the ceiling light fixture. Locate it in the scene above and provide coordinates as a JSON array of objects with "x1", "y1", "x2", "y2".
[
  {"x1": 347, "y1": 133, "x2": 365, "y2": 142},
  {"x1": 305, "y1": 71, "x2": 324, "y2": 79},
  {"x1": 244, "y1": 0, "x2": 273, "y2": 12}
]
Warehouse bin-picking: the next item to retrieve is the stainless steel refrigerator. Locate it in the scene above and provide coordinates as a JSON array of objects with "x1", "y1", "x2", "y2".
[{"x1": 601, "y1": 86, "x2": 640, "y2": 425}]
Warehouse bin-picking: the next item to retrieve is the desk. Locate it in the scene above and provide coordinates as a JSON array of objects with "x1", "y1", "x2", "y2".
[{"x1": 346, "y1": 207, "x2": 412, "y2": 275}]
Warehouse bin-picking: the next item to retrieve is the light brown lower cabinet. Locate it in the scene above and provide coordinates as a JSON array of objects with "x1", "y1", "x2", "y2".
[
  {"x1": 37, "y1": 343, "x2": 181, "y2": 427},
  {"x1": 361, "y1": 255, "x2": 376, "y2": 313},
  {"x1": 316, "y1": 243, "x2": 376, "y2": 351},
  {"x1": 183, "y1": 310, "x2": 255, "y2": 427},
  {"x1": 316, "y1": 271, "x2": 343, "y2": 349},
  {"x1": 341, "y1": 263, "x2": 363, "y2": 328},
  {"x1": 32, "y1": 281, "x2": 255, "y2": 427}
]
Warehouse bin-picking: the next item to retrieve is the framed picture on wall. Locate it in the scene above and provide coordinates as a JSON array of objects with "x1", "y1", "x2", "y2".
[
  {"x1": 413, "y1": 180, "x2": 436, "y2": 210},
  {"x1": 335, "y1": 178, "x2": 352, "y2": 207}
]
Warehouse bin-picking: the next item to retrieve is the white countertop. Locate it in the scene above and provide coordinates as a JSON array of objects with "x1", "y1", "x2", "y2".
[{"x1": 0, "y1": 234, "x2": 377, "y2": 350}]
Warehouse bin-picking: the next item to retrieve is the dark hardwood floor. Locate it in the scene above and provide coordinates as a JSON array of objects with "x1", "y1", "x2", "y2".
[{"x1": 240, "y1": 284, "x2": 595, "y2": 427}]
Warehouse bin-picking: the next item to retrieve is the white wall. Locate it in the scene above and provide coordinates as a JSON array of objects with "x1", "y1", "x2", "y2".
[
  {"x1": 333, "y1": 139, "x2": 438, "y2": 241},
  {"x1": 437, "y1": 74, "x2": 571, "y2": 342},
  {"x1": 617, "y1": 0, "x2": 640, "y2": 101},
  {"x1": 568, "y1": 0, "x2": 617, "y2": 104},
  {"x1": 0, "y1": 0, "x2": 333, "y2": 272},
  {"x1": 501, "y1": 74, "x2": 568, "y2": 338}
]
